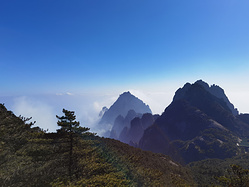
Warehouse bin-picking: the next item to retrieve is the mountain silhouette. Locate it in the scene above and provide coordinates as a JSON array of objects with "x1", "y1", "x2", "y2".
[
  {"x1": 139, "y1": 80, "x2": 249, "y2": 164},
  {"x1": 177, "y1": 80, "x2": 238, "y2": 115},
  {"x1": 173, "y1": 80, "x2": 247, "y2": 135},
  {"x1": 99, "y1": 91, "x2": 152, "y2": 137}
]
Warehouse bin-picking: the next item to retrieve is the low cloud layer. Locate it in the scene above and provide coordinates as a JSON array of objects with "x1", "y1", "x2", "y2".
[
  {"x1": 12, "y1": 96, "x2": 57, "y2": 131},
  {"x1": 2, "y1": 93, "x2": 117, "y2": 136}
]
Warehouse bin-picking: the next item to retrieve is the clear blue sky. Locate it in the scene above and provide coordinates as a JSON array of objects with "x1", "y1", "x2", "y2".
[
  {"x1": 1, "y1": 1, "x2": 249, "y2": 111},
  {"x1": 1, "y1": 0, "x2": 249, "y2": 133}
]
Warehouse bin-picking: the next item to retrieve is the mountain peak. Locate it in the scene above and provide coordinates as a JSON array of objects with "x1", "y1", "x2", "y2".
[
  {"x1": 119, "y1": 91, "x2": 140, "y2": 102},
  {"x1": 99, "y1": 91, "x2": 152, "y2": 136},
  {"x1": 174, "y1": 80, "x2": 238, "y2": 115},
  {"x1": 120, "y1": 91, "x2": 132, "y2": 96},
  {"x1": 139, "y1": 80, "x2": 247, "y2": 163},
  {"x1": 195, "y1": 79, "x2": 209, "y2": 90}
]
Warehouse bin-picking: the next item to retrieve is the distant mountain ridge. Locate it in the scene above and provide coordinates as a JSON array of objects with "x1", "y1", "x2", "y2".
[{"x1": 99, "y1": 91, "x2": 152, "y2": 137}]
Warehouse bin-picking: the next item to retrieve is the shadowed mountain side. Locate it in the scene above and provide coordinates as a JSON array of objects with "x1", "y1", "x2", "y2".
[
  {"x1": 195, "y1": 80, "x2": 238, "y2": 115},
  {"x1": 156, "y1": 100, "x2": 228, "y2": 141},
  {"x1": 238, "y1": 114, "x2": 249, "y2": 125},
  {"x1": 110, "y1": 110, "x2": 142, "y2": 139},
  {"x1": 139, "y1": 123, "x2": 171, "y2": 154},
  {"x1": 139, "y1": 100, "x2": 240, "y2": 164},
  {"x1": 139, "y1": 80, "x2": 249, "y2": 164},
  {"x1": 141, "y1": 113, "x2": 160, "y2": 129},
  {"x1": 119, "y1": 113, "x2": 159, "y2": 145},
  {"x1": 169, "y1": 128, "x2": 240, "y2": 164},
  {"x1": 139, "y1": 100, "x2": 227, "y2": 150},
  {"x1": 173, "y1": 81, "x2": 249, "y2": 136}
]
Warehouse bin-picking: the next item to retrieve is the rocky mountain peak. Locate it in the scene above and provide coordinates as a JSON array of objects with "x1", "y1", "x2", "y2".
[
  {"x1": 120, "y1": 91, "x2": 132, "y2": 96},
  {"x1": 138, "y1": 80, "x2": 249, "y2": 164},
  {"x1": 173, "y1": 80, "x2": 238, "y2": 115}
]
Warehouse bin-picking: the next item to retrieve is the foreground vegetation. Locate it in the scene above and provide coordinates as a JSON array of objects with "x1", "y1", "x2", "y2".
[
  {"x1": 2, "y1": 103, "x2": 249, "y2": 186},
  {"x1": 188, "y1": 154, "x2": 249, "y2": 186},
  {"x1": 0, "y1": 104, "x2": 194, "y2": 186}
]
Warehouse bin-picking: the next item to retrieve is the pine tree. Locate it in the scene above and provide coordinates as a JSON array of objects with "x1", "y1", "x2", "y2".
[{"x1": 56, "y1": 109, "x2": 90, "y2": 182}]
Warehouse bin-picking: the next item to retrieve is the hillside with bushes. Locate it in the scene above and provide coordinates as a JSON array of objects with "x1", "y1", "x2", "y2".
[{"x1": 0, "y1": 104, "x2": 194, "y2": 186}]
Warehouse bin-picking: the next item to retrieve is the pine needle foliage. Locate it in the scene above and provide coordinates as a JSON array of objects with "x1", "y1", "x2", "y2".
[{"x1": 56, "y1": 109, "x2": 90, "y2": 182}]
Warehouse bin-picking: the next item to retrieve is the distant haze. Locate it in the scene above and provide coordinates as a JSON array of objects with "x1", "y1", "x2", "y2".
[{"x1": 1, "y1": 79, "x2": 249, "y2": 136}]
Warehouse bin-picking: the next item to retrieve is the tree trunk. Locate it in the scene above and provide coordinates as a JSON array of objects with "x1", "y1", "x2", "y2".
[{"x1": 69, "y1": 125, "x2": 73, "y2": 181}]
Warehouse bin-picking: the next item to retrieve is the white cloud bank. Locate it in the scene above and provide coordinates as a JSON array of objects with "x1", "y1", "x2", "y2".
[
  {"x1": 4, "y1": 93, "x2": 117, "y2": 136},
  {"x1": 12, "y1": 96, "x2": 57, "y2": 131}
]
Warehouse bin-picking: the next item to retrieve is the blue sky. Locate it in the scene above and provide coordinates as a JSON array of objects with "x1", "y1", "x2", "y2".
[{"x1": 1, "y1": 1, "x2": 249, "y2": 133}]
